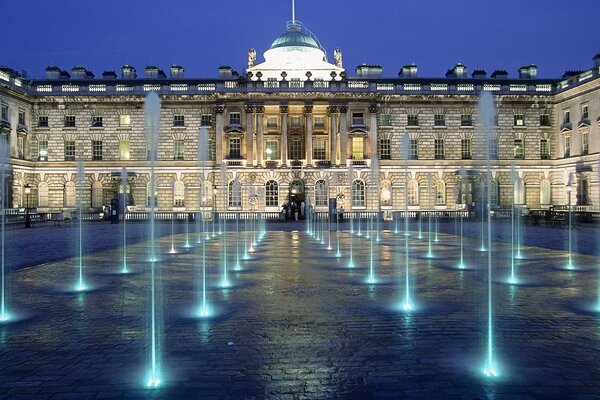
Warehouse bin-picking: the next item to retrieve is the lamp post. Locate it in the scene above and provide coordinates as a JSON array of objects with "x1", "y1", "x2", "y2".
[{"x1": 24, "y1": 184, "x2": 31, "y2": 228}]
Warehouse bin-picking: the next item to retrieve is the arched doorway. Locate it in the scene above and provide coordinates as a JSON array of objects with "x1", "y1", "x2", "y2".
[{"x1": 288, "y1": 179, "x2": 305, "y2": 219}]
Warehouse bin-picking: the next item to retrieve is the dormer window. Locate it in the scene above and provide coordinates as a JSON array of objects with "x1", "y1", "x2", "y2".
[
  {"x1": 564, "y1": 110, "x2": 570, "y2": 124},
  {"x1": 514, "y1": 114, "x2": 525, "y2": 126},
  {"x1": 18, "y1": 110, "x2": 25, "y2": 126},
  {"x1": 229, "y1": 112, "x2": 241, "y2": 126},
  {"x1": 0, "y1": 104, "x2": 8, "y2": 121},
  {"x1": 582, "y1": 104, "x2": 589, "y2": 120},
  {"x1": 352, "y1": 112, "x2": 364, "y2": 126}
]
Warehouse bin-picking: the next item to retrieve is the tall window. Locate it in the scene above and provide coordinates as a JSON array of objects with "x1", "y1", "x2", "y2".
[
  {"x1": 265, "y1": 180, "x2": 278, "y2": 207},
  {"x1": 229, "y1": 112, "x2": 241, "y2": 126},
  {"x1": 540, "y1": 114, "x2": 551, "y2": 126},
  {"x1": 379, "y1": 139, "x2": 391, "y2": 160},
  {"x1": 18, "y1": 137, "x2": 25, "y2": 159},
  {"x1": 92, "y1": 140, "x2": 102, "y2": 160},
  {"x1": 490, "y1": 180, "x2": 499, "y2": 206},
  {"x1": 174, "y1": 140, "x2": 184, "y2": 160},
  {"x1": 314, "y1": 116, "x2": 325, "y2": 129},
  {"x1": 119, "y1": 114, "x2": 131, "y2": 127},
  {"x1": 91, "y1": 182, "x2": 103, "y2": 208},
  {"x1": 228, "y1": 180, "x2": 241, "y2": 208},
  {"x1": 435, "y1": 180, "x2": 445, "y2": 205},
  {"x1": 460, "y1": 114, "x2": 472, "y2": 126},
  {"x1": 38, "y1": 182, "x2": 49, "y2": 208},
  {"x1": 266, "y1": 140, "x2": 278, "y2": 160},
  {"x1": 290, "y1": 139, "x2": 302, "y2": 160},
  {"x1": 64, "y1": 115, "x2": 76, "y2": 127},
  {"x1": 408, "y1": 180, "x2": 419, "y2": 206},
  {"x1": 38, "y1": 116, "x2": 49, "y2": 127},
  {"x1": 434, "y1": 138, "x2": 445, "y2": 160},
  {"x1": 64, "y1": 182, "x2": 76, "y2": 208},
  {"x1": 173, "y1": 181, "x2": 185, "y2": 207},
  {"x1": 173, "y1": 115, "x2": 185, "y2": 127},
  {"x1": 352, "y1": 180, "x2": 365, "y2": 207},
  {"x1": 513, "y1": 139, "x2": 524, "y2": 159},
  {"x1": 200, "y1": 114, "x2": 212, "y2": 127},
  {"x1": 229, "y1": 138, "x2": 241, "y2": 159},
  {"x1": 407, "y1": 114, "x2": 419, "y2": 126},
  {"x1": 0, "y1": 104, "x2": 7, "y2": 121},
  {"x1": 563, "y1": 110, "x2": 570, "y2": 124},
  {"x1": 434, "y1": 114, "x2": 445, "y2": 126},
  {"x1": 315, "y1": 180, "x2": 327, "y2": 206},
  {"x1": 513, "y1": 114, "x2": 525, "y2": 126},
  {"x1": 514, "y1": 178, "x2": 525, "y2": 205},
  {"x1": 564, "y1": 135, "x2": 570, "y2": 157},
  {"x1": 381, "y1": 181, "x2": 392, "y2": 206},
  {"x1": 489, "y1": 138, "x2": 498, "y2": 159},
  {"x1": 313, "y1": 140, "x2": 326, "y2": 160},
  {"x1": 92, "y1": 116, "x2": 103, "y2": 127},
  {"x1": 64, "y1": 140, "x2": 76, "y2": 161},
  {"x1": 540, "y1": 180, "x2": 551, "y2": 206},
  {"x1": 119, "y1": 140, "x2": 130, "y2": 160},
  {"x1": 16, "y1": 110, "x2": 24, "y2": 126},
  {"x1": 409, "y1": 138, "x2": 418, "y2": 160},
  {"x1": 582, "y1": 104, "x2": 589, "y2": 119},
  {"x1": 582, "y1": 131, "x2": 589, "y2": 154},
  {"x1": 461, "y1": 138, "x2": 471, "y2": 159},
  {"x1": 352, "y1": 137, "x2": 363, "y2": 159},
  {"x1": 540, "y1": 139, "x2": 550, "y2": 159},
  {"x1": 38, "y1": 140, "x2": 48, "y2": 161}
]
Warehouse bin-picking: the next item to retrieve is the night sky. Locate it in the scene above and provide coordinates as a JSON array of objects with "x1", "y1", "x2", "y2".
[{"x1": 4, "y1": 0, "x2": 600, "y2": 80}]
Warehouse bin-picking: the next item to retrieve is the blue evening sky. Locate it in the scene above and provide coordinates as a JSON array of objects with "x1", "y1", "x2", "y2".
[{"x1": 3, "y1": 0, "x2": 599, "y2": 80}]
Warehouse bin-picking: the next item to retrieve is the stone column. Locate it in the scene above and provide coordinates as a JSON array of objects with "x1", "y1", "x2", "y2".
[
  {"x1": 245, "y1": 105, "x2": 254, "y2": 163},
  {"x1": 256, "y1": 106, "x2": 264, "y2": 166},
  {"x1": 215, "y1": 105, "x2": 224, "y2": 164},
  {"x1": 329, "y1": 106, "x2": 338, "y2": 165},
  {"x1": 369, "y1": 105, "x2": 378, "y2": 161},
  {"x1": 339, "y1": 106, "x2": 348, "y2": 166},
  {"x1": 280, "y1": 105, "x2": 288, "y2": 165},
  {"x1": 304, "y1": 105, "x2": 313, "y2": 165}
]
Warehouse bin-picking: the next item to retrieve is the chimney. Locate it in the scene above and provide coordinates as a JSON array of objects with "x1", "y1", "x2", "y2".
[
  {"x1": 45, "y1": 66, "x2": 62, "y2": 80},
  {"x1": 121, "y1": 65, "x2": 136, "y2": 79},
  {"x1": 519, "y1": 64, "x2": 537, "y2": 79},
  {"x1": 491, "y1": 70, "x2": 509, "y2": 79},
  {"x1": 170, "y1": 65, "x2": 184, "y2": 79},
  {"x1": 446, "y1": 63, "x2": 467, "y2": 78},
  {"x1": 218, "y1": 66, "x2": 234, "y2": 79},
  {"x1": 355, "y1": 64, "x2": 383, "y2": 78},
  {"x1": 399, "y1": 63, "x2": 418, "y2": 78}
]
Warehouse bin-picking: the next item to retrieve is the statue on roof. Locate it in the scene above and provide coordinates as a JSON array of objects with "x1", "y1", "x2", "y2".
[
  {"x1": 334, "y1": 49, "x2": 343, "y2": 68},
  {"x1": 248, "y1": 48, "x2": 256, "y2": 69}
]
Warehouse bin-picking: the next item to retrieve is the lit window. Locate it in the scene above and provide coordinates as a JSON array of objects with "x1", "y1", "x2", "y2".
[
  {"x1": 119, "y1": 114, "x2": 131, "y2": 127},
  {"x1": 513, "y1": 139, "x2": 524, "y2": 159},
  {"x1": 64, "y1": 115, "x2": 76, "y2": 127},
  {"x1": 407, "y1": 114, "x2": 419, "y2": 126},
  {"x1": 379, "y1": 139, "x2": 391, "y2": 160},
  {"x1": 434, "y1": 114, "x2": 445, "y2": 126},
  {"x1": 540, "y1": 114, "x2": 551, "y2": 126},
  {"x1": 38, "y1": 116, "x2": 48, "y2": 127},
  {"x1": 381, "y1": 181, "x2": 392, "y2": 206},
  {"x1": 38, "y1": 140, "x2": 48, "y2": 161},
  {"x1": 228, "y1": 138, "x2": 241, "y2": 159},
  {"x1": 408, "y1": 180, "x2": 419, "y2": 206},
  {"x1": 460, "y1": 114, "x2": 472, "y2": 126},
  {"x1": 313, "y1": 140, "x2": 326, "y2": 160},
  {"x1": 173, "y1": 115, "x2": 185, "y2": 127},
  {"x1": 435, "y1": 138, "x2": 445, "y2": 160},
  {"x1": 461, "y1": 138, "x2": 471, "y2": 159},
  {"x1": 314, "y1": 116, "x2": 325, "y2": 129},
  {"x1": 435, "y1": 180, "x2": 445, "y2": 205},
  {"x1": 315, "y1": 180, "x2": 327, "y2": 206},
  {"x1": 352, "y1": 137, "x2": 363, "y2": 159},
  {"x1": 64, "y1": 140, "x2": 76, "y2": 161},
  {"x1": 174, "y1": 140, "x2": 184, "y2": 160},
  {"x1": 265, "y1": 140, "x2": 278, "y2": 160},
  {"x1": 514, "y1": 114, "x2": 525, "y2": 126},
  {"x1": 265, "y1": 180, "x2": 278, "y2": 207},
  {"x1": 119, "y1": 140, "x2": 130, "y2": 160},
  {"x1": 201, "y1": 114, "x2": 212, "y2": 127},
  {"x1": 228, "y1": 180, "x2": 241, "y2": 208},
  {"x1": 92, "y1": 140, "x2": 103, "y2": 160},
  {"x1": 352, "y1": 180, "x2": 365, "y2": 207},
  {"x1": 92, "y1": 116, "x2": 103, "y2": 127}
]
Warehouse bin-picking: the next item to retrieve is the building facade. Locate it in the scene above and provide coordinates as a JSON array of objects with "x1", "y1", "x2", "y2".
[{"x1": 1, "y1": 20, "x2": 599, "y2": 218}]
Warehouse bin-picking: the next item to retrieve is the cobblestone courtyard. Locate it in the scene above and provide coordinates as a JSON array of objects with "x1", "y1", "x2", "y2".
[{"x1": 1, "y1": 222, "x2": 600, "y2": 399}]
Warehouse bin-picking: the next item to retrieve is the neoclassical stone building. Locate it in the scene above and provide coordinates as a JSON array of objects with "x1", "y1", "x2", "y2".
[{"x1": 0, "y1": 18, "x2": 599, "y2": 218}]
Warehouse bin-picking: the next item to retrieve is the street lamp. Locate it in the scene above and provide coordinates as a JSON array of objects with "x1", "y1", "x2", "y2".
[{"x1": 24, "y1": 184, "x2": 31, "y2": 228}]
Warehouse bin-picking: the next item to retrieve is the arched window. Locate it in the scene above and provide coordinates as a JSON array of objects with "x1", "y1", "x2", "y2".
[
  {"x1": 315, "y1": 179, "x2": 327, "y2": 207},
  {"x1": 435, "y1": 180, "x2": 445, "y2": 205},
  {"x1": 381, "y1": 181, "x2": 392, "y2": 206},
  {"x1": 64, "y1": 181, "x2": 76, "y2": 208},
  {"x1": 91, "y1": 181, "x2": 103, "y2": 208},
  {"x1": 228, "y1": 180, "x2": 241, "y2": 208},
  {"x1": 38, "y1": 181, "x2": 49, "y2": 208},
  {"x1": 173, "y1": 180, "x2": 185, "y2": 207},
  {"x1": 352, "y1": 180, "x2": 365, "y2": 207},
  {"x1": 514, "y1": 177, "x2": 525, "y2": 205},
  {"x1": 200, "y1": 181, "x2": 213, "y2": 207},
  {"x1": 540, "y1": 180, "x2": 551, "y2": 206},
  {"x1": 408, "y1": 180, "x2": 419, "y2": 206},
  {"x1": 265, "y1": 180, "x2": 278, "y2": 207}
]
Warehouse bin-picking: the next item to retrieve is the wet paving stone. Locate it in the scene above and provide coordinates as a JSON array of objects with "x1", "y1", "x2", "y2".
[{"x1": 0, "y1": 223, "x2": 600, "y2": 398}]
